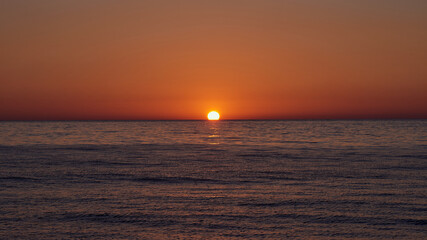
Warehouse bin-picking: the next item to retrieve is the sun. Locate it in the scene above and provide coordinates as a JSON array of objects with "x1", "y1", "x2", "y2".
[{"x1": 207, "y1": 111, "x2": 220, "y2": 120}]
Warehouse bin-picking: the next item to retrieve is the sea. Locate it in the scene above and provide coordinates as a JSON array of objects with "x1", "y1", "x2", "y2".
[{"x1": 0, "y1": 120, "x2": 426, "y2": 239}]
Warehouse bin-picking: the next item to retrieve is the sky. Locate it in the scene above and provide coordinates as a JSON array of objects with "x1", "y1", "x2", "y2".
[{"x1": 1, "y1": 0, "x2": 426, "y2": 120}]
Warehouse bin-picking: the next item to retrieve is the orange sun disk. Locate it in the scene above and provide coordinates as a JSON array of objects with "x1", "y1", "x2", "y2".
[{"x1": 207, "y1": 111, "x2": 220, "y2": 120}]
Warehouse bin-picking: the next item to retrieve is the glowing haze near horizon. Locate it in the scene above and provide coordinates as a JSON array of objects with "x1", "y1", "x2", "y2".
[{"x1": 1, "y1": 0, "x2": 426, "y2": 120}]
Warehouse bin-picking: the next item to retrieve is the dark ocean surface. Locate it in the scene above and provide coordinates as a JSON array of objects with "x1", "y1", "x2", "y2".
[{"x1": 0, "y1": 120, "x2": 426, "y2": 239}]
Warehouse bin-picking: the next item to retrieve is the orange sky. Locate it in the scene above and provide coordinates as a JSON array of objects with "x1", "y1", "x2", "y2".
[{"x1": 1, "y1": 0, "x2": 426, "y2": 120}]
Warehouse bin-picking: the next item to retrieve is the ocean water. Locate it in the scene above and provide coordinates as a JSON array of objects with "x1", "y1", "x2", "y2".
[{"x1": 0, "y1": 120, "x2": 426, "y2": 239}]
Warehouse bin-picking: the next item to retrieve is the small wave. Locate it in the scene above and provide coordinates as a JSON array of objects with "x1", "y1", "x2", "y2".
[
  {"x1": 131, "y1": 176, "x2": 224, "y2": 184},
  {"x1": 272, "y1": 213, "x2": 426, "y2": 226},
  {"x1": 44, "y1": 212, "x2": 178, "y2": 226},
  {"x1": 0, "y1": 176, "x2": 40, "y2": 181},
  {"x1": 239, "y1": 199, "x2": 367, "y2": 207},
  {"x1": 399, "y1": 154, "x2": 427, "y2": 160}
]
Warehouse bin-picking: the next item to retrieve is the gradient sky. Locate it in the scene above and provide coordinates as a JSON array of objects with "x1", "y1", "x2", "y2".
[{"x1": 1, "y1": 0, "x2": 426, "y2": 120}]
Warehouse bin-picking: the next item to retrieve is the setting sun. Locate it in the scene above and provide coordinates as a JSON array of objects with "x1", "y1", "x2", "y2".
[{"x1": 207, "y1": 111, "x2": 220, "y2": 120}]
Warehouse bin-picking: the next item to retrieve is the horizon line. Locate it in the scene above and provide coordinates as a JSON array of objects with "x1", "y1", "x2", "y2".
[{"x1": 1, "y1": 118, "x2": 426, "y2": 122}]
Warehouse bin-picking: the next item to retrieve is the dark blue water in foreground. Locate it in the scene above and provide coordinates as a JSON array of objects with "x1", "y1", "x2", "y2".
[{"x1": 0, "y1": 120, "x2": 426, "y2": 239}]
